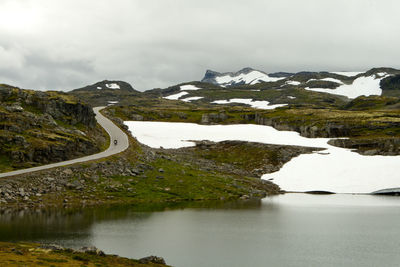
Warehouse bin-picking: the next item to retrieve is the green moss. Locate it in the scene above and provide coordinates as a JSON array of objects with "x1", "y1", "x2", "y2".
[
  {"x1": 92, "y1": 158, "x2": 267, "y2": 202},
  {"x1": 344, "y1": 95, "x2": 400, "y2": 110},
  {"x1": 195, "y1": 142, "x2": 281, "y2": 170},
  {"x1": 0, "y1": 154, "x2": 12, "y2": 173}
]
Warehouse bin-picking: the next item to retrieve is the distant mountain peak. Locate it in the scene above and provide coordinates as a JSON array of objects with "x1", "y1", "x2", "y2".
[
  {"x1": 203, "y1": 70, "x2": 221, "y2": 80},
  {"x1": 71, "y1": 80, "x2": 138, "y2": 93},
  {"x1": 238, "y1": 67, "x2": 257, "y2": 74},
  {"x1": 201, "y1": 67, "x2": 285, "y2": 87}
]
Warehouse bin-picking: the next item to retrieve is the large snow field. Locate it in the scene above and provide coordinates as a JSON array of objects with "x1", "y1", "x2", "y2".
[
  {"x1": 305, "y1": 74, "x2": 388, "y2": 99},
  {"x1": 125, "y1": 121, "x2": 400, "y2": 194},
  {"x1": 212, "y1": 98, "x2": 287, "y2": 109},
  {"x1": 125, "y1": 121, "x2": 330, "y2": 149},
  {"x1": 262, "y1": 145, "x2": 400, "y2": 194},
  {"x1": 307, "y1": 77, "x2": 344, "y2": 84}
]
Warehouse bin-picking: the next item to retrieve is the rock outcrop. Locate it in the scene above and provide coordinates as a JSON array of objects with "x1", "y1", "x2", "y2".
[
  {"x1": 328, "y1": 138, "x2": 400, "y2": 155},
  {"x1": 0, "y1": 84, "x2": 104, "y2": 171}
]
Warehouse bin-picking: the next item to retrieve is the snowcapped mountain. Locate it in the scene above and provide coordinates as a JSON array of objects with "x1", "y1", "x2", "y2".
[
  {"x1": 200, "y1": 67, "x2": 400, "y2": 99},
  {"x1": 201, "y1": 67, "x2": 288, "y2": 87}
]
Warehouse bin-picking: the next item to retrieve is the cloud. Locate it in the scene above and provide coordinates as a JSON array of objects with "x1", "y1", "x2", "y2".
[{"x1": 0, "y1": 0, "x2": 400, "y2": 91}]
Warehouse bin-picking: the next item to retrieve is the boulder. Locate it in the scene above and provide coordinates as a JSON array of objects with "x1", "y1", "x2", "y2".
[{"x1": 139, "y1": 256, "x2": 166, "y2": 265}]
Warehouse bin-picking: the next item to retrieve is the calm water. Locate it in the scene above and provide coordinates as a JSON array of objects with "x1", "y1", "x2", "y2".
[{"x1": 1, "y1": 194, "x2": 400, "y2": 267}]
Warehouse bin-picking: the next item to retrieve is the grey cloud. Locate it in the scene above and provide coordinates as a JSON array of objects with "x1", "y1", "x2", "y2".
[{"x1": 0, "y1": 0, "x2": 399, "y2": 91}]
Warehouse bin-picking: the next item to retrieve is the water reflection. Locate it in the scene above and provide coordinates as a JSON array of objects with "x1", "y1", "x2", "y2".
[
  {"x1": 1, "y1": 195, "x2": 400, "y2": 267},
  {"x1": 0, "y1": 199, "x2": 265, "y2": 246}
]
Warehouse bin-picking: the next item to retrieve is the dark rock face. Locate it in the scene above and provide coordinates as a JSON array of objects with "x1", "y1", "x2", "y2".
[
  {"x1": 0, "y1": 85, "x2": 102, "y2": 169},
  {"x1": 201, "y1": 112, "x2": 228, "y2": 124},
  {"x1": 381, "y1": 74, "x2": 400, "y2": 90},
  {"x1": 328, "y1": 138, "x2": 400, "y2": 156},
  {"x1": 255, "y1": 114, "x2": 354, "y2": 138},
  {"x1": 40, "y1": 100, "x2": 96, "y2": 128},
  {"x1": 202, "y1": 69, "x2": 221, "y2": 81},
  {"x1": 269, "y1": 72, "x2": 294, "y2": 78},
  {"x1": 0, "y1": 85, "x2": 96, "y2": 128}
]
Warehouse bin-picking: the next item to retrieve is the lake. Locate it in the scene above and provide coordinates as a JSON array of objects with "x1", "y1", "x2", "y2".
[{"x1": 1, "y1": 194, "x2": 400, "y2": 267}]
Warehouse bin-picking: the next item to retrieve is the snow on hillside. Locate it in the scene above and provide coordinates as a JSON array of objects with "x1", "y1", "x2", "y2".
[
  {"x1": 212, "y1": 98, "x2": 287, "y2": 109},
  {"x1": 124, "y1": 121, "x2": 400, "y2": 194},
  {"x1": 331, "y1": 71, "x2": 364, "y2": 77},
  {"x1": 107, "y1": 101, "x2": 119, "y2": 106},
  {"x1": 307, "y1": 78, "x2": 344, "y2": 84},
  {"x1": 305, "y1": 74, "x2": 389, "y2": 99},
  {"x1": 164, "y1": 91, "x2": 188, "y2": 100},
  {"x1": 215, "y1": 70, "x2": 285, "y2": 87},
  {"x1": 180, "y1": 85, "x2": 201, "y2": 91},
  {"x1": 181, "y1": 96, "x2": 204, "y2": 102},
  {"x1": 105, "y1": 83, "x2": 120, "y2": 89},
  {"x1": 285, "y1": 81, "x2": 301, "y2": 86}
]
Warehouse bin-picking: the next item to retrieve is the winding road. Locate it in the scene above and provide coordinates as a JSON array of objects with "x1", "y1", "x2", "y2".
[{"x1": 0, "y1": 106, "x2": 129, "y2": 178}]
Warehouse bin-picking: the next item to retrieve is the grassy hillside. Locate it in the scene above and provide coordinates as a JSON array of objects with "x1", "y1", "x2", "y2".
[
  {"x1": 0, "y1": 84, "x2": 107, "y2": 172},
  {"x1": 0, "y1": 242, "x2": 167, "y2": 267}
]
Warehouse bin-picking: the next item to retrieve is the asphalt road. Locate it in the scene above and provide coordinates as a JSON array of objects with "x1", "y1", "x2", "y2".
[{"x1": 0, "y1": 106, "x2": 129, "y2": 178}]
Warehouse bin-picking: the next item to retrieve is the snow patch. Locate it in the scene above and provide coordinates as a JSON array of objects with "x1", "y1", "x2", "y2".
[
  {"x1": 164, "y1": 92, "x2": 189, "y2": 100},
  {"x1": 305, "y1": 75, "x2": 384, "y2": 99},
  {"x1": 107, "y1": 101, "x2": 119, "y2": 106},
  {"x1": 181, "y1": 96, "x2": 204, "y2": 102},
  {"x1": 331, "y1": 71, "x2": 364, "y2": 77},
  {"x1": 97, "y1": 87, "x2": 102, "y2": 90},
  {"x1": 180, "y1": 84, "x2": 201, "y2": 91},
  {"x1": 106, "y1": 83, "x2": 120, "y2": 89},
  {"x1": 307, "y1": 78, "x2": 344, "y2": 84},
  {"x1": 212, "y1": 98, "x2": 287, "y2": 110},
  {"x1": 287, "y1": 96, "x2": 296, "y2": 99},
  {"x1": 376, "y1": 72, "x2": 391, "y2": 78},
  {"x1": 286, "y1": 81, "x2": 301, "y2": 86}
]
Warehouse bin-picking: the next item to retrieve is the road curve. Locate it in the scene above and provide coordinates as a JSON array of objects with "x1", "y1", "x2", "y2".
[{"x1": 0, "y1": 106, "x2": 129, "y2": 178}]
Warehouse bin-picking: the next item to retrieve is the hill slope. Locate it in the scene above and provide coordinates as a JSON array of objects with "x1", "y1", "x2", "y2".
[
  {"x1": 0, "y1": 84, "x2": 107, "y2": 172},
  {"x1": 70, "y1": 80, "x2": 140, "y2": 106}
]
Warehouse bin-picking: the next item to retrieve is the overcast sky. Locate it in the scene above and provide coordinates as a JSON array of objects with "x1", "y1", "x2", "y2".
[{"x1": 0, "y1": 0, "x2": 399, "y2": 91}]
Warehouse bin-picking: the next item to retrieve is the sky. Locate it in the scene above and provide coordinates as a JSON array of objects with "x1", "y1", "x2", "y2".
[{"x1": 0, "y1": 0, "x2": 399, "y2": 91}]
